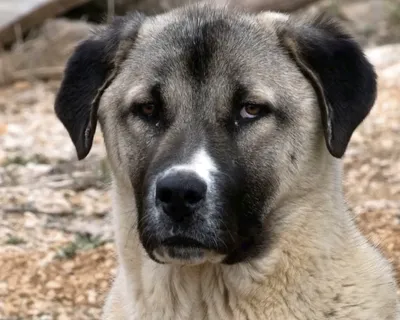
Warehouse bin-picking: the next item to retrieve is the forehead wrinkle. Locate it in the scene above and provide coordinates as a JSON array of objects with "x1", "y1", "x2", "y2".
[
  {"x1": 198, "y1": 77, "x2": 233, "y2": 121},
  {"x1": 123, "y1": 84, "x2": 149, "y2": 105},
  {"x1": 245, "y1": 85, "x2": 278, "y2": 106},
  {"x1": 162, "y1": 71, "x2": 193, "y2": 120}
]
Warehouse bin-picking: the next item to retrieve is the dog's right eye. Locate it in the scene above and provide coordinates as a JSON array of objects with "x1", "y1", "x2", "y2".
[
  {"x1": 240, "y1": 104, "x2": 262, "y2": 119},
  {"x1": 237, "y1": 103, "x2": 272, "y2": 125}
]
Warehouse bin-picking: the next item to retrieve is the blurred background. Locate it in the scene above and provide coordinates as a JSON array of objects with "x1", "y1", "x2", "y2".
[{"x1": 0, "y1": 0, "x2": 400, "y2": 319}]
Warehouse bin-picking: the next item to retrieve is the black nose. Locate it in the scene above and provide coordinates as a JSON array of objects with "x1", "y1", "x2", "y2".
[{"x1": 156, "y1": 171, "x2": 207, "y2": 222}]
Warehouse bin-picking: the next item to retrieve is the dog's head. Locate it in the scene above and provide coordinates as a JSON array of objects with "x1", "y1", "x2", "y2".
[{"x1": 55, "y1": 5, "x2": 376, "y2": 265}]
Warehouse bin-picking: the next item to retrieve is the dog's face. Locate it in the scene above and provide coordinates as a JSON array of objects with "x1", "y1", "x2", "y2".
[{"x1": 55, "y1": 5, "x2": 376, "y2": 265}]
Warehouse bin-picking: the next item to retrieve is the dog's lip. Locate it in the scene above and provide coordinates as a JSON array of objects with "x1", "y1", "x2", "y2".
[{"x1": 161, "y1": 236, "x2": 207, "y2": 248}]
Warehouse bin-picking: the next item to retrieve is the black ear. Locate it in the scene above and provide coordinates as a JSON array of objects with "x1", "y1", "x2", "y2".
[
  {"x1": 55, "y1": 13, "x2": 145, "y2": 160},
  {"x1": 279, "y1": 15, "x2": 377, "y2": 158}
]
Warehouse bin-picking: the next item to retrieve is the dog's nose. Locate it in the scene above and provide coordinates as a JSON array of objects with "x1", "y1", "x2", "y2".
[{"x1": 156, "y1": 172, "x2": 207, "y2": 221}]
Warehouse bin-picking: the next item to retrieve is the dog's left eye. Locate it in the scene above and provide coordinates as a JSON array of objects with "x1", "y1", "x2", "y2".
[
  {"x1": 133, "y1": 103, "x2": 162, "y2": 123},
  {"x1": 139, "y1": 103, "x2": 157, "y2": 117},
  {"x1": 240, "y1": 104, "x2": 263, "y2": 119}
]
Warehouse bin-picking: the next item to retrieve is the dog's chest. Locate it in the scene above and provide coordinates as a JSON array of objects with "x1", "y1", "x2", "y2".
[
  {"x1": 128, "y1": 264, "x2": 330, "y2": 320},
  {"x1": 122, "y1": 261, "x2": 396, "y2": 320}
]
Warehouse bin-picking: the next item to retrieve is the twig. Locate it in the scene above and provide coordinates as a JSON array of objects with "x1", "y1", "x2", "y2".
[
  {"x1": 107, "y1": 0, "x2": 115, "y2": 23},
  {"x1": 8, "y1": 66, "x2": 64, "y2": 83},
  {"x1": 2, "y1": 206, "x2": 39, "y2": 214}
]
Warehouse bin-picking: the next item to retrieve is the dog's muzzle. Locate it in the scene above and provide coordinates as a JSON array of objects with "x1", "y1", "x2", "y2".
[
  {"x1": 149, "y1": 170, "x2": 225, "y2": 264},
  {"x1": 139, "y1": 148, "x2": 240, "y2": 265}
]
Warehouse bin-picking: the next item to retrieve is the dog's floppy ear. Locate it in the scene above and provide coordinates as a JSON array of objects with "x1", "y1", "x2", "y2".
[
  {"x1": 279, "y1": 15, "x2": 377, "y2": 158},
  {"x1": 55, "y1": 13, "x2": 145, "y2": 160}
]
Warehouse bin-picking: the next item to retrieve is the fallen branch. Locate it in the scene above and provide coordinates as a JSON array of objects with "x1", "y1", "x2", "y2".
[{"x1": 9, "y1": 66, "x2": 64, "y2": 83}]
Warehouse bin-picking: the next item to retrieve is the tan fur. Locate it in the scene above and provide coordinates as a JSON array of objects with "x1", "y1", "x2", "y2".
[
  {"x1": 94, "y1": 7, "x2": 399, "y2": 320},
  {"x1": 103, "y1": 158, "x2": 398, "y2": 319}
]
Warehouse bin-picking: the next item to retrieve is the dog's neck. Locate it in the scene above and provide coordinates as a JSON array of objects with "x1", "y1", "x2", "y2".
[{"x1": 109, "y1": 157, "x2": 359, "y2": 318}]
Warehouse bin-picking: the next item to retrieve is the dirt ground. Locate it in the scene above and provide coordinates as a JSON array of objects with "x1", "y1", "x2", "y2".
[{"x1": 1, "y1": 41, "x2": 400, "y2": 320}]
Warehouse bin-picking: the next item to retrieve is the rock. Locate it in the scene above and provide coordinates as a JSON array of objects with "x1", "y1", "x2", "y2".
[
  {"x1": 87, "y1": 289, "x2": 97, "y2": 304},
  {"x1": 24, "y1": 212, "x2": 41, "y2": 228},
  {"x1": 0, "y1": 281, "x2": 8, "y2": 295},
  {"x1": 366, "y1": 44, "x2": 400, "y2": 69},
  {"x1": 57, "y1": 313, "x2": 70, "y2": 320},
  {"x1": 45, "y1": 280, "x2": 62, "y2": 289},
  {"x1": 35, "y1": 195, "x2": 73, "y2": 215}
]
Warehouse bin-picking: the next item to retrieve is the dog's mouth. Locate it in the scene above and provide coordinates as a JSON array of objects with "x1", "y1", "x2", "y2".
[
  {"x1": 152, "y1": 236, "x2": 226, "y2": 265},
  {"x1": 161, "y1": 236, "x2": 208, "y2": 249}
]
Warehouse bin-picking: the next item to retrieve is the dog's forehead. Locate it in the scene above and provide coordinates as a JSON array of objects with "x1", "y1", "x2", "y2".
[
  {"x1": 129, "y1": 8, "x2": 288, "y2": 79},
  {"x1": 111, "y1": 8, "x2": 309, "y2": 119}
]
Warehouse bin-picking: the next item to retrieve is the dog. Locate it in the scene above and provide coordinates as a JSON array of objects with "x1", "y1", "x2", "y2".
[{"x1": 54, "y1": 3, "x2": 399, "y2": 319}]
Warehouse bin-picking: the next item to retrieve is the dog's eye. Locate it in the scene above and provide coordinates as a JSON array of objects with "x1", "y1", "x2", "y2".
[
  {"x1": 133, "y1": 103, "x2": 162, "y2": 123},
  {"x1": 240, "y1": 104, "x2": 262, "y2": 119},
  {"x1": 139, "y1": 103, "x2": 156, "y2": 117}
]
